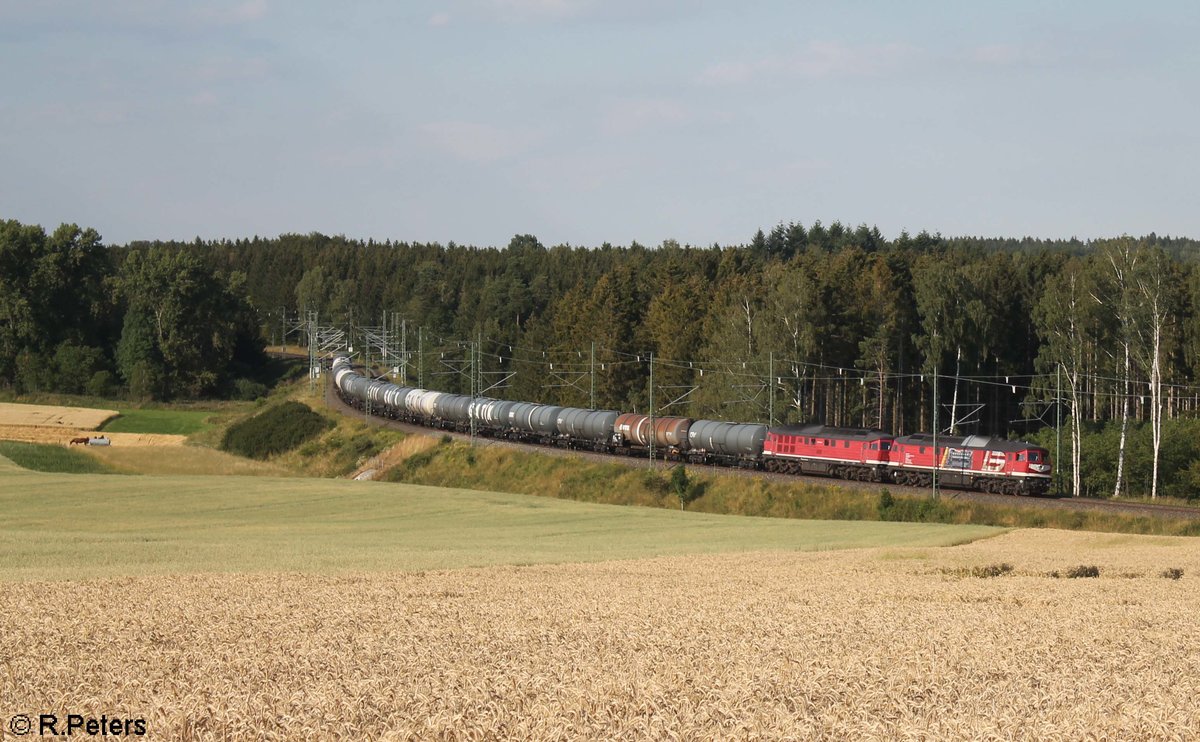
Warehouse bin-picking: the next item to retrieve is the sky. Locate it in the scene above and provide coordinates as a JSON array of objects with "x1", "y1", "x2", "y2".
[{"x1": 2, "y1": 1, "x2": 1198, "y2": 247}]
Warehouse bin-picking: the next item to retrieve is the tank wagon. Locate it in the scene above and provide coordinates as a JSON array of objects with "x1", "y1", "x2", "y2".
[
  {"x1": 612, "y1": 414, "x2": 692, "y2": 455},
  {"x1": 330, "y1": 357, "x2": 1052, "y2": 496},
  {"x1": 557, "y1": 408, "x2": 620, "y2": 447},
  {"x1": 687, "y1": 420, "x2": 768, "y2": 467}
]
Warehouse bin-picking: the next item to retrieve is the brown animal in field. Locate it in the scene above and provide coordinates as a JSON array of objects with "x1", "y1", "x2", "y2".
[{"x1": 69, "y1": 436, "x2": 90, "y2": 445}]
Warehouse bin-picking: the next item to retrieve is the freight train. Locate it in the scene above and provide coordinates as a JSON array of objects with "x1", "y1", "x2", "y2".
[{"x1": 332, "y1": 357, "x2": 1052, "y2": 496}]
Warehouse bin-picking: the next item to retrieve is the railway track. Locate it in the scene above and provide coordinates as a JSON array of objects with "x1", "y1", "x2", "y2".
[{"x1": 323, "y1": 381, "x2": 1200, "y2": 523}]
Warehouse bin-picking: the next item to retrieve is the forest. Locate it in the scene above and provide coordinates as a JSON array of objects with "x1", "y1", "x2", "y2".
[
  {"x1": 0, "y1": 220, "x2": 265, "y2": 402},
  {"x1": 4, "y1": 216, "x2": 1200, "y2": 499}
]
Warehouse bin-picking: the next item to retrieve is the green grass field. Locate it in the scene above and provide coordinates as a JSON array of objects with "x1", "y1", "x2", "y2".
[
  {"x1": 0, "y1": 458, "x2": 1001, "y2": 581},
  {"x1": 99, "y1": 408, "x2": 214, "y2": 435},
  {"x1": 0, "y1": 441, "x2": 118, "y2": 474}
]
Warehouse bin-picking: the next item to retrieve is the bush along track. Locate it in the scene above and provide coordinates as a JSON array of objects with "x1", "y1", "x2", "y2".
[{"x1": 220, "y1": 401, "x2": 333, "y2": 460}]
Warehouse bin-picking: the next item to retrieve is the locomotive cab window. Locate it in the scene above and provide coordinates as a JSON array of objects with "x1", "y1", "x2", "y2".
[
  {"x1": 1017, "y1": 453, "x2": 1026, "y2": 462},
  {"x1": 1029, "y1": 451, "x2": 1041, "y2": 463}
]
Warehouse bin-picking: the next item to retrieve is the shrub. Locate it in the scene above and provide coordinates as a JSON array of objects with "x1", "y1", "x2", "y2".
[
  {"x1": 126, "y1": 359, "x2": 164, "y2": 402},
  {"x1": 233, "y1": 377, "x2": 268, "y2": 401},
  {"x1": 671, "y1": 465, "x2": 704, "y2": 510},
  {"x1": 877, "y1": 490, "x2": 895, "y2": 518},
  {"x1": 941, "y1": 563, "x2": 1014, "y2": 579},
  {"x1": 323, "y1": 431, "x2": 388, "y2": 475},
  {"x1": 971, "y1": 563, "x2": 1014, "y2": 578},
  {"x1": 220, "y1": 401, "x2": 333, "y2": 460},
  {"x1": 14, "y1": 350, "x2": 53, "y2": 393},
  {"x1": 85, "y1": 370, "x2": 116, "y2": 398},
  {"x1": 1060, "y1": 565, "x2": 1100, "y2": 579},
  {"x1": 1160, "y1": 568, "x2": 1184, "y2": 580},
  {"x1": 878, "y1": 492, "x2": 954, "y2": 523},
  {"x1": 52, "y1": 342, "x2": 108, "y2": 394},
  {"x1": 639, "y1": 468, "x2": 670, "y2": 496},
  {"x1": 385, "y1": 449, "x2": 439, "y2": 480}
]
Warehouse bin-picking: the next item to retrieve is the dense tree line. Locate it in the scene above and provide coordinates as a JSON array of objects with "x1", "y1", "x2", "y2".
[
  {"x1": 164, "y1": 225, "x2": 1200, "y2": 500},
  {"x1": 0, "y1": 219, "x2": 264, "y2": 401},
  {"x1": 10, "y1": 215, "x2": 1200, "y2": 498}
]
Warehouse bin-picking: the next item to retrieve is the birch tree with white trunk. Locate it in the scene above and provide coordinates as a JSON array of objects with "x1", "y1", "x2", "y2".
[{"x1": 1033, "y1": 258, "x2": 1096, "y2": 498}]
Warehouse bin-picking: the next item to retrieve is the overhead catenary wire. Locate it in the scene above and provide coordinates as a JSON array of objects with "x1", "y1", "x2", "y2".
[{"x1": 394, "y1": 328, "x2": 1200, "y2": 422}]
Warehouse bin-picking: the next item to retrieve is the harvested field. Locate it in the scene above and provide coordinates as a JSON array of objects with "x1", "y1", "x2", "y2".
[
  {"x1": 0, "y1": 401, "x2": 116, "y2": 430},
  {"x1": 0, "y1": 424, "x2": 187, "y2": 447},
  {"x1": 3, "y1": 530, "x2": 1199, "y2": 740}
]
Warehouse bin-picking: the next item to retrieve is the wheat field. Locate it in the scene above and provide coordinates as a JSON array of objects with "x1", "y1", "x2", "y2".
[
  {"x1": 0, "y1": 402, "x2": 117, "y2": 430},
  {"x1": 3, "y1": 529, "x2": 1199, "y2": 740}
]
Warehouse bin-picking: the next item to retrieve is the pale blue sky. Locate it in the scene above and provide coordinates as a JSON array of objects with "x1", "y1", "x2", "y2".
[{"x1": 2, "y1": 1, "x2": 1197, "y2": 246}]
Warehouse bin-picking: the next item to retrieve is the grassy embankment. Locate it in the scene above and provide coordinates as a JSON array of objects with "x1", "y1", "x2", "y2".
[
  {"x1": 375, "y1": 434, "x2": 1200, "y2": 537},
  {"x1": 0, "y1": 451, "x2": 998, "y2": 581}
]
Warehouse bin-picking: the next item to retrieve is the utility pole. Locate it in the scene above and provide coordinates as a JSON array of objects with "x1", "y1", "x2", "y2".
[
  {"x1": 590, "y1": 341, "x2": 596, "y2": 410},
  {"x1": 648, "y1": 351, "x2": 655, "y2": 466},
  {"x1": 470, "y1": 337, "x2": 477, "y2": 442},
  {"x1": 401, "y1": 319, "x2": 408, "y2": 384},
  {"x1": 768, "y1": 351, "x2": 775, "y2": 426},
  {"x1": 418, "y1": 327, "x2": 424, "y2": 389},
  {"x1": 307, "y1": 310, "x2": 318, "y2": 393},
  {"x1": 932, "y1": 371, "x2": 939, "y2": 499}
]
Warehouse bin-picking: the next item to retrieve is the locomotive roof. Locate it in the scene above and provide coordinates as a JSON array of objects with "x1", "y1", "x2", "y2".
[
  {"x1": 893, "y1": 433, "x2": 1045, "y2": 452},
  {"x1": 768, "y1": 424, "x2": 891, "y2": 441}
]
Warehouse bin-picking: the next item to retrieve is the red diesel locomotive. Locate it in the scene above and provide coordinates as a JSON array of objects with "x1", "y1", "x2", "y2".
[
  {"x1": 891, "y1": 433, "x2": 1051, "y2": 495},
  {"x1": 762, "y1": 425, "x2": 894, "y2": 481},
  {"x1": 761, "y1": 425, "x2": 1051, "y2": 496}
]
